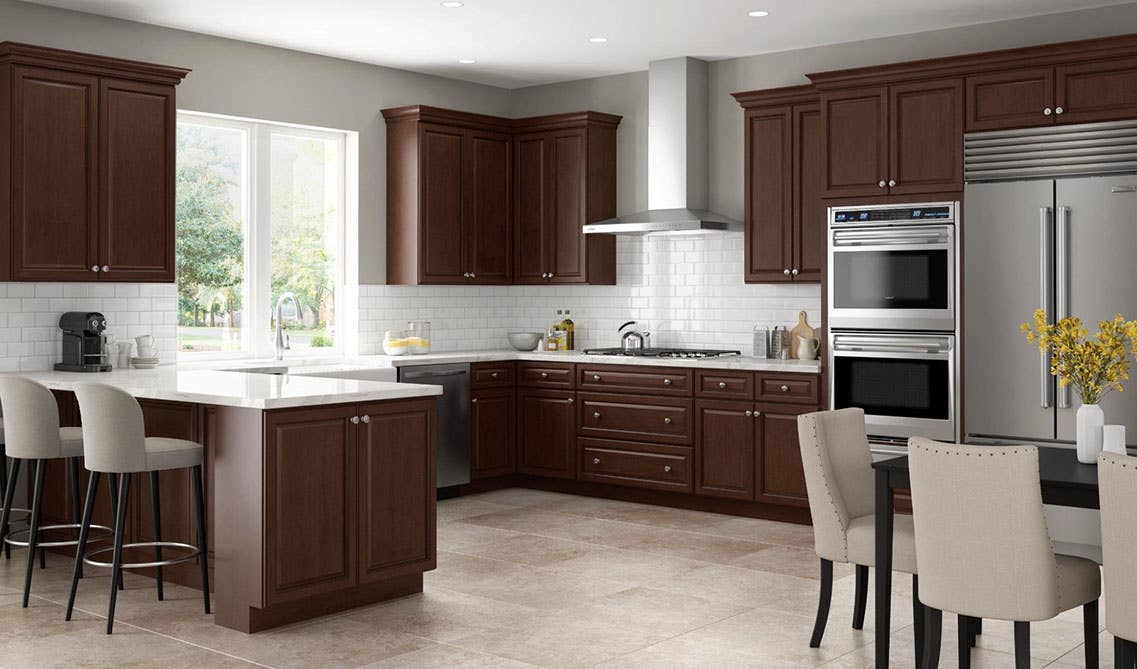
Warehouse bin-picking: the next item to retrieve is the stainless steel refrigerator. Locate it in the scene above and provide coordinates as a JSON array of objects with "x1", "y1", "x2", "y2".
[{"x1": 964, "y1": 172, "x2": 1137, "y2": 447}]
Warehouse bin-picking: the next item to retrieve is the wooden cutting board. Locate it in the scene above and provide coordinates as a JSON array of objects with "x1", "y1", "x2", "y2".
[{"x1": 789, "y1": 311, "x2": 815, "y2": 359}]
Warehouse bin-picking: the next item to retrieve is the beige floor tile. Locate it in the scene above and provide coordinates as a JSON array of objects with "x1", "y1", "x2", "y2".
[
  {"x1": 620, "y1": 527, "x2": 776, "y2": 564},
  {"x1": 356, "y1": 642, "x2": 540, "y2": 668},
  {"x1": 563, "y1": 585, "x2": 752, "y2": 636},
  {"x1": 462, "y1": 488, "x2": 581, "y2": 508},
  {"x1": 520, "y1": 515, "x2": 677, "y2": 548},
  {"x1": 698, "y1": 515, "x2": 817, "y2": 547},
  {"x1": 436, "y1": 520, "x2": 524, "y2": 550},
  {"x1": 551, "y1": 546, "x2": 704, "y2": 586},
  {"x1": 437, "y1": 496, "x2": 518, "y2": 523},
  {"x1": 457, "y1": 532, "x2": 614, "y2": 567},
  {"x1": 458, "y1": 507, "x2": 583, "y2": 533},
  {"x1": 652, "y1": 562, "x2": 821, "y2": 608},
  {"x1": 339, "y1": 585, "x2": 542, "y2": 643},
  {"x1": 730, "y1": 544, "x2": 855, "y2": 580},
  {"x1": 1051, "y1": 629, "x2": 1119, "y2": 667}
]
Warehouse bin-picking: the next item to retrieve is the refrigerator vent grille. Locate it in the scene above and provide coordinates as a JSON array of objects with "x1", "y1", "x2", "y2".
[{"x1": 965, "y1": 119, "x2": 1137, "y2": 182}]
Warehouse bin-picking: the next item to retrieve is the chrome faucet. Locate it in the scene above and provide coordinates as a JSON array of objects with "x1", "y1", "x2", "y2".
[{"x1": 274, "y1": 292, "x2": 301, "y2": 360}]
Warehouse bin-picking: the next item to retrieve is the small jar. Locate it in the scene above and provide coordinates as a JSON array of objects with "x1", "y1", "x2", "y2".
[
  {"x1": 383, "y1": 330, "x2": 410, "y2": 356},
  {"x1": 407, "y1": 320, "x2": 431, "y2": 355}
]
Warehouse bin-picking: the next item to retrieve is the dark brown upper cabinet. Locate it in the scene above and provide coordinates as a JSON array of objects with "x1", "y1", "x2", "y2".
[
  {"x1": 819, "y1": 79, "x2": 962, "y2": 198},
  {"x1": 383, "y1": 106, "x2": 618, "y2": 286},
  {"x1": 733, "y1": 86, "x2": 822, "y2": 284},
  {"x1": 383, "y1": 107, "x2": 513, "y2": 285},
  {"x1": 0, "y1": 43, "x2": 188, "y2": 282},
  {"x1": 512, "y1": 113, "x2": 619, "y2": 285},
  {"x1": 967, "y1": 59, "x2": 1137, "y2": 130}
]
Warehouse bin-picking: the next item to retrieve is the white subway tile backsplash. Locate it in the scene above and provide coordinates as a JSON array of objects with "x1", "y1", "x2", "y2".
[
  {"x1": 358, "y1": 234, "x2": 822, "y2": 356},
  {"x1": 0, "y1": 282, "x2": 177, "y2": 371}
]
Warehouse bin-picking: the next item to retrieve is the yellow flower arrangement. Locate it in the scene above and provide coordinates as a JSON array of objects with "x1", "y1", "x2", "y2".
[{"x1": 1021, "y1": 310, "x2": 1137, "y2": 405}]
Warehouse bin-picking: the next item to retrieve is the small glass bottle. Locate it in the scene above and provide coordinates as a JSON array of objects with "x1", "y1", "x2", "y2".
[{"x1": 561, "y1": 310, "x2": 575, "y2": 350}]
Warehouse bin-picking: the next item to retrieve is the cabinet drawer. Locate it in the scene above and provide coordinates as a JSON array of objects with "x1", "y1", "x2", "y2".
[
  {"x1": 471, "y1": 362, "x2": 514, "y2": 389},
  {"x1": 577, "y1": 393, "x2": 693, "y2": 445},
  {"x1": 755, "y1": 373, "x2": 820, "y2": 405},
  {"x1": 517, "y1": 361, "x2": 575, "y2": 389},
  {"x1": 577, "y1": 365, "x2": 692, "y2": 396},
  {"x1": 695, "y1": 370, "x2": 754, "y2": 400},
  {"x1": 580, "y1": 438, "x2": 692, "y2": 493}
]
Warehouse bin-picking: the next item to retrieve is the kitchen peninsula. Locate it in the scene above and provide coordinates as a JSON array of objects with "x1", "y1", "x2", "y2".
[{"x1": 6, "y1": 368, "x2": 441, "y2": 633}]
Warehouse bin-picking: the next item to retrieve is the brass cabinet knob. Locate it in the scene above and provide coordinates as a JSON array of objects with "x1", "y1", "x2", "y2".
[
  {"x1": 1055, "y1": 106, "x2": 1064, "y2": 115},
  {"x1": 718, "y1": 381, "x2": 728, "y2": 389},
  {"x1": 593, "y1": 411, "x2": 601, "y2": 419},
  {"x1": 663, "y1": 378, "x2": 672, "y2": 385},
  {"x1": 1044, "y1": 107, "x2": 1053, "y2": 116},
  {"x1": 549, "y1": 273, "x2": 554, "y2": 278},
  {"x1": 350, "y1": 415, "x2": 360, "y2": 424},
  {"x1": 663, "y1": 417, "x2": 672, "y2": 425},
  {"x1": 745, "y1": 410, "x2": 753, "y2": 417},
  {"x1": 593, "y1": 374, "x2": 601, "y2": 381},
  {"x1": 664, "y1": 465, "x2": 672, "y2": 473},
  {"x1": 791, "y1": 268, "x2": 799, "y2": 276},
  {"x1": 783, "y1": 268, "x2": 791, "y2": 276},
  {"x1": 540, "y1": 372, "x2": 549, "y2": 378},
  {"x1": 593, "y1": 457, "x2": 601, "y2": 465},
  {"x1": 567, "y1": 397, "x2": 574, "y2": 404},
  {"x1": 878, "y1": 180, "x2": 887, "y2": 188},
  {"x1": 471, "y1": 398, "x2": 478, "y2": 403},
  {"x1": 753, "y1": 410, "x2": 761, "y2": 419},
  {"x1": 491, "y1": 371, "x2": 498, "y2": 378},
  {"x1": 101, "y1": 265, "x2": 110, "y2": 272},
  {"x1": 361, "y1": 415, "x2": 371, "y2": 424},
  {"x1": 780, "y1": 384, "x2": 789, "y2": 392},
  {"x1": 888, "y1": 180, "x2": 896, "y2": 188},
  {"x1": 91, "y1": 265, "x2": 100, "y2": 272}
]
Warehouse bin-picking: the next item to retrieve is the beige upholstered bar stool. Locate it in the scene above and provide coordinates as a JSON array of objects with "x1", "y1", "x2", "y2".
[
  {"x1": 1099, "y1": 452, "x2": 1137, "y2": 669},
  {"x1": 909, "y1": 439, "x2": 1101, "y2": 669},
  {"x1": 0, "y1": 377, "x2": 105, "y2": 606},
  {"x1": 67, "y1": 383, "x2": 210, "y2": 634},
  {"x1": 797, "y1": 408, "x2": 928, "y2": 660}
]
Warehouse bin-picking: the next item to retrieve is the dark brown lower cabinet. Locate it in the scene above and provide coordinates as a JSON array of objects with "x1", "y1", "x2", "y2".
[
  {"x1": 695, "y1": 399, "x2": 756, "y2": 500},
  {"x1": 755, "y1": 406, "x2": 811, "y2": 507},
  {"x1": 517, "y1": 388, "x2": 576, "y2": 479},
  {"x1": 471, "y1": 388, "x2": 516, "y2": 479}
]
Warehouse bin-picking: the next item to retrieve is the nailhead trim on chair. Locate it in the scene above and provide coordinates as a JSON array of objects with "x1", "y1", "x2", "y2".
[{"x1": 804, "y1": 414, "x2": 849, "y2": 560}]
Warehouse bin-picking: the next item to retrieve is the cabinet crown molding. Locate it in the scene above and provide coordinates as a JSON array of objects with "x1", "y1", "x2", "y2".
[
  {"x1": 804, "y1": 32, "x2": 1137, "y2": 89},
  {"x1": 0, "y1": 42, "x2": 190, "y2": 85},
  {"x1": 732, "y1": 84, "x2": 817, "y2": 109},
  {"x1": 380, "y1": 105, "x2": 622, "y2": 133}
]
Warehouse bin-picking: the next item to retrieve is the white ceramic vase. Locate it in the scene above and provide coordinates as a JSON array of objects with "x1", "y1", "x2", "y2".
[{"x1": 1076, "y1": 403, "x2": 1105, "y2": 464}]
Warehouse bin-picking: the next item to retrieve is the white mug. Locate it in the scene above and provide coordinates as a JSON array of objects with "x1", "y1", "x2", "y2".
[
  {"x1": 135, "y1": 334, "x2": 154, "y2": 349},
  {"x1": 1103, "y1": 425, "x2": 1127, "y2": 455}
]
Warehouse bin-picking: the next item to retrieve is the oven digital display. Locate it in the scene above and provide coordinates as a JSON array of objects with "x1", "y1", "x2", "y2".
[{"x1": 833, "y1": 206, "x2": 951, "y2": 223}]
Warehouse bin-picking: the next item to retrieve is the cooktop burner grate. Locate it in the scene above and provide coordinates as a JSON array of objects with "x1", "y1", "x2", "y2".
[{"x1": 582, "y1": 347, "x2": 742, "y2": 359}]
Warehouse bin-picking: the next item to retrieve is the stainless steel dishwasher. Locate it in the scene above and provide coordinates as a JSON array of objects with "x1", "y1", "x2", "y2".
[{"x1": 397, "y1": 363, "x2": 470, "y2": 488}]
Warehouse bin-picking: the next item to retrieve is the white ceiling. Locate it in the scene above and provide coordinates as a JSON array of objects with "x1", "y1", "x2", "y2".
[{"x1": 26, "y1": 0, "x2": 1130, "y2": 88}]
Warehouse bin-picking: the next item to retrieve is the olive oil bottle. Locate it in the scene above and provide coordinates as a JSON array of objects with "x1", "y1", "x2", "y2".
[{"x1": 560, "y1": 309, "x2": 575, "y2": 350}]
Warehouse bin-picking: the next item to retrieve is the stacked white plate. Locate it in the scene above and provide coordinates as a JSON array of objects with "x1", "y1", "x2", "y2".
[{"x1": 131, "y1": 357, "x2": 160, "y2": 369}]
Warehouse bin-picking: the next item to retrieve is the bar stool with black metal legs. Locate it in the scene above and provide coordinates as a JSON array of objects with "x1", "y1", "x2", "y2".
[
  {"x1": 67, "y1": 383, "x2": 210, "y2": 634},
  {"x1": 0, "y1": 377, "x2": 112, "y2": 607}
]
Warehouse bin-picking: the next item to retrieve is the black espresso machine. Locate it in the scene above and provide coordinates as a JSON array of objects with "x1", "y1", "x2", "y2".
[{"x1": 55, "y1": 312, "x2": 112, "y2": 372}]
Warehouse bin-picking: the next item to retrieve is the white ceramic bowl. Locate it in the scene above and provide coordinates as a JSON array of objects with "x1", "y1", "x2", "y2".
[{"x1": 507, "y1": 332, "x2": 543, "y2": 351}]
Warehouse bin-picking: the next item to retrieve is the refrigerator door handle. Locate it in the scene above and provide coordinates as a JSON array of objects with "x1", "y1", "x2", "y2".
[
  {"x1": 1056, "y1": 205, "x2": 1071, "y2": 409},
  {"x1": 1040, "y1": 206, "x2": 1054, "y2": 409}
]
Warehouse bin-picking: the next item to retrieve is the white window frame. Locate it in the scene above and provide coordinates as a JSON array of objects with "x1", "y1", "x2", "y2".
[{"x1": 176, "y1": 111, "x2": 350, "y2": 361}]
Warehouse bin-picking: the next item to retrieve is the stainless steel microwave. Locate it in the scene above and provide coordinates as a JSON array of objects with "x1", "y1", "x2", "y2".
[{"x1": 827, "y1": 202, "x2": 958, "y2": 332}]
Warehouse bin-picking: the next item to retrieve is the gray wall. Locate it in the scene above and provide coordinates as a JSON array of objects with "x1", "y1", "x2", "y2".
[
  {"x1": 0, "y1": 0, "x2": 513, "y2": 284},
  {"x1": 512, "y1": 2, "x2": 1137, "y2": 222}
]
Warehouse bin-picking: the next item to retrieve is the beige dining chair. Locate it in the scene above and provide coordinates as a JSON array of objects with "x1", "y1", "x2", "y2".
[
  {"x1": 798, "y1": 408, "x2": 926, "y2": 655},
  {"x1": 1099, "y1": 451, "x2": 1137, "y2": 669},
  {"x1": 909, "y1": 439, "x2": 1100, "y2": 669}
]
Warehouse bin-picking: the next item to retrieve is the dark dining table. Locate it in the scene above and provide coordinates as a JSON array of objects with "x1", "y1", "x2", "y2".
[{"x1": 871, "y1": 445, "x2": 1101, "y2": 669}]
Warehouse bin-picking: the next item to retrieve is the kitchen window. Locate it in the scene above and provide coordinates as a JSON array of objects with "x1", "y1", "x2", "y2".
[{"x1": 175, "y1": 112, "x2": 347, "y2": 358}]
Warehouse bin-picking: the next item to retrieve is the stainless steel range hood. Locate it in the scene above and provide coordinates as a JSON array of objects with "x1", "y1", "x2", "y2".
[{"x1": 583, "y1": 57, "x2": 741, "y2": 236}]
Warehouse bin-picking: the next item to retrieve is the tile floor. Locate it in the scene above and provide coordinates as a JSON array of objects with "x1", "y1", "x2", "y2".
[{"x1": 0, "y1": 488, "x2": 1111, "y2": 668}]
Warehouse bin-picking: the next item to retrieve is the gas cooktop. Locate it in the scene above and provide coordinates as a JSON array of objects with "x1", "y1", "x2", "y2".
[{"x1": 582, "y1": 347, "x2": 742, "y2": 359}]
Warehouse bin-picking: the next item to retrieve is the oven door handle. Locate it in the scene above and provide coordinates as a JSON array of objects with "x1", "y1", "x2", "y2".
[{"x1": 831, "y1": 229, "x2": 951, "y2": 247}]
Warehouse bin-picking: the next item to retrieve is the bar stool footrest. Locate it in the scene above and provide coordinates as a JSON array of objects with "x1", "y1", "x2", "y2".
[
  {"x1": 83, "y1": 541, "x2": 200, "y2": 569},
  {"x1": 4, "y1": 523, "x2": 113, "y2": 549}
]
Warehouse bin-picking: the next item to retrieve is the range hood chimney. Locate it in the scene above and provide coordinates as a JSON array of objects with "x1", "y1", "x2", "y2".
[{"x1": 584, "y1": 57, "x2": 741, "y2": 236}]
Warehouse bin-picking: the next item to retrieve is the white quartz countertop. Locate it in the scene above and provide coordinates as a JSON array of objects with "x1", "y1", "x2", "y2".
[
  {"x1": 365, "y1": 350, "x2": 823, "y2": 373},
  {"x1": 6, "y1": 367, "x2": 442, "y2": 410}
]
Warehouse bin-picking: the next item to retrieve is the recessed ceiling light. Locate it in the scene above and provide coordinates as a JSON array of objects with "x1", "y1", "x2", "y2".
[
  {"x1": 748, "y1": 9, "x2": 769, "y2": 17},
  {"x1": 441, "y1": 1, "x2": 464, "y2": 7},
  {"x1": 588, "y1": 36, "x2": 608, "y2": 44},
  {"x1": 458, "y1": 58, "x2": 476, "y2": 64}
]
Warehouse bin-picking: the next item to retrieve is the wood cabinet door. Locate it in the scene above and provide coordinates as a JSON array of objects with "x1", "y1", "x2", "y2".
[
  {"x1": 547, "y1": 129, "x2": 587, "y2": 283},
  {"x1": 513, "y1": 133, "x2": 548, "y2": 284},
  {"x1": 694, "y1": 400, "x2": 755, "y2": 500},
  {"x1": 465, "y1": 130, "x2": 512, "y2": 284},
  {"x1": 357, "y1": 398, "x2": 436, "y2": 583},
  {"x1": 419, "y1": 124, "x2": 466, "y2": 283},
  {"x1": 10, "y1": 67, "x2": 98, "y2": 281},
  {"x1": 743, "y1": 106, "x2": 793, "y2": 283},
  {"x1": 965, "y1": 68, "x2": 1055, "y2": 131},
  {"x1": 98, "y1": 78, "x2": 176, "y2": 282},
  {"x1": 1056, "y1": 57, "x2": 1137, "y2": 125},
  {"x1": 264, "y1": 405, "x2": 357, "y2": 603},
  {"x1": 888, "y1": 79, "x2": 963, "y2": 196},
  {"x1": 471, "y1": 388, "x2": 515, "y2": 479},
  {"x1": 821, "y1": 87, "x2": 888, "y2": 198},
  {"x1": 516, "y1": 389, "x2": 576, "y2": 479},
  {"x1": 755, "y1": 408, "x2": 810, "y2": 507},
  {"x1": 793, "y1": 103, "x2": 824, "y2": 283}
]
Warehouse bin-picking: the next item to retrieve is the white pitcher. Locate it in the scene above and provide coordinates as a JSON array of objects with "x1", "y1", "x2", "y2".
[{"x1": 796, "y1": 336, "x2": 820, "y2": 361}]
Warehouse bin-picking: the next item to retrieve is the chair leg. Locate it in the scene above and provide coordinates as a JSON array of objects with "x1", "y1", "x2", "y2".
[
  {"x1": 969, "y1": 617, "x2": 979, "y2": 648},
  {"x1": 957, "y1": 615, "x2": 972, "y2": 669},
  {"x1": 1014, "y1": 621, "x2": 1030, "y2": 669},
  {"x1": 66, "y1": 472, "x2": 100, "y2": 621},
  {"x1": 1128, "y1": 639, "x2": 1137, "y2": 669},
  {"x1": 923, "y1": 607, "x2": 942, "y2": 669},
  {"x1": 0, "y1": 457, "x2": 20, "y2": 562},
  {"x1": 107, "y1": 474, "x2": 124, "y2": 591},
  {"x1": 106, "y1": 473, "x2": 130, "y2": 634},
  {"x1": 149, "y1": 471, "x2": 164, "y2": 602},
  {"x1": 809, "y1": 558, "x2": 833, "y2": 648},
  {"x1": 852, "y1": 564, "x2": 868, "y2": 630},
  {"x1": 192, "y1": 464, "x2": 211, "y2": 615},
  {"x1": 22, "y1": 459, "x2": 45, "y2": 607},
  {"x1": 69, "y1": 457, "x2": 84, "y2": 579},
  {"x1": 1083, "y1": 600, "x2": 1099, "y2": 668},
  {"x1": 913, "y1": 574, "x2": 925, "y2": 669},
  {"x1": 0, "y1": 450, "x2": 7, "y2": 561}
]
